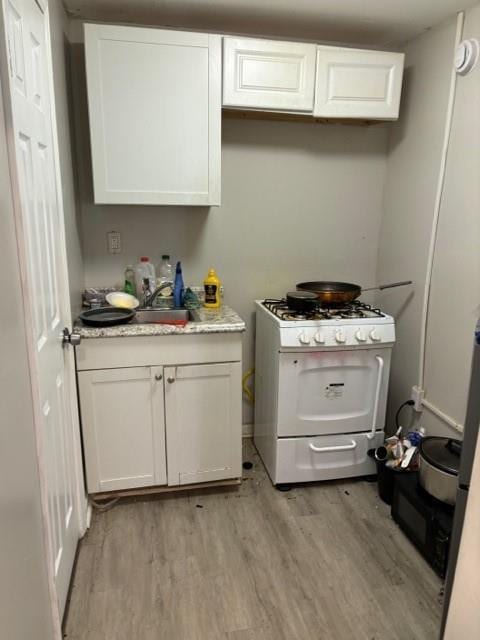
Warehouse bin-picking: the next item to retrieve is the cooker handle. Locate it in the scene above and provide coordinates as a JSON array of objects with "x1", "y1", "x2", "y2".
[
  {"x1": 367, "y1": 355, "x2": 384, "y2": 440},
  {"x1": 309, "y1": 440, "x2": 357, "y2": 453}
]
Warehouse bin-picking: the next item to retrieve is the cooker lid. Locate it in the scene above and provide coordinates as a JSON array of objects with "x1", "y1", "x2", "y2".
[
  {"x1": 420, "y1": 437, "x2": 462, "y2": 475},
  {"x1": 286, "y1": 291, "x2": 317, "y2": 300}
]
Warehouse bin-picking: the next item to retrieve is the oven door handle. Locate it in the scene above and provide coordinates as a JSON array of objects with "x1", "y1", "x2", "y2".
[
  {"x1": 309, "y1": 440, "x2": 357, "y2": 453},
  {"x1": 367, "y1": 354, "x2": 384, "y2": 440}
]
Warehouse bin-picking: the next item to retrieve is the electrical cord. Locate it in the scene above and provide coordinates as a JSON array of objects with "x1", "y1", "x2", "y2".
[
  {"x1": 90, "y1": 496, "x2": 120, "y2": 511},
  {"x1": 242, "y1": 368, "x2": 255, "y2": 404},
  {"x1": 395, "y1": 399, "x2": 415, "y2": 431}
]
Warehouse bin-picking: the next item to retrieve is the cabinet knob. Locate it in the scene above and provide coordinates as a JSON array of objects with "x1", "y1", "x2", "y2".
[
  {"x1": 155, "y1": 374, "x2": 163, "y2": 381},
  {"x1": 167, "y1": 377, "x2": 175, "y2": 384}
]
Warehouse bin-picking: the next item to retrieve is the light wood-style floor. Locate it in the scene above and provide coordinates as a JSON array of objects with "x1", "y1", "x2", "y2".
[{"x1": 64, "y1": 440, "x2": 443, "y2": 640}]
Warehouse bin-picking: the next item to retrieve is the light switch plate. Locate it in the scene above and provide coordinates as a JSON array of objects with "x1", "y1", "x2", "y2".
[{"x1": 107, "y1": 231, "x2": 121, "y2": 254}]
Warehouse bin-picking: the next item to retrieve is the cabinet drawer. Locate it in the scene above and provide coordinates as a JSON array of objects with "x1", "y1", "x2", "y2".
[
  {"x1": 275, "y1": 432, "x2": 384, "y2": 484},
  {"x1": 223, "y1": 37, "x2": 316, "y2": 112},
  {"x1": 314, "y1": 46, "x2": 404, "y2": 120}
]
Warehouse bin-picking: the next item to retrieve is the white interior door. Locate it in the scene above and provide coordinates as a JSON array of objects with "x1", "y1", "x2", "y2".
[{"x1": 1, "y1": 0, "x2": 81, "y2": 618}]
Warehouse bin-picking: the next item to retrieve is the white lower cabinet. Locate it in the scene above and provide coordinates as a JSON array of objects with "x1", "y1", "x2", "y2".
[
  {"x1": 77, "y1": 336, "x2": 243, "y2": 494},
  {"x1": 165, "y1": 363, "x2": 242, "y2": 485},
  {"x1": 78, "y1": 366, "x2": 167, "y2": 493}
]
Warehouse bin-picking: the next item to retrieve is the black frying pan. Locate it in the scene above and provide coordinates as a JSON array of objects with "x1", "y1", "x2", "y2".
[
  {"x1": 296, "y1": 280, "x2": 412, "y2": 305},
  {"x1": 79, "y1": 307, "x2": 135, "y2": 327}
]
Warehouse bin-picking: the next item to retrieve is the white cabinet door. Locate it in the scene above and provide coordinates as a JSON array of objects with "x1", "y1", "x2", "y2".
[
  {"x1": 78, "y1": 367, "x2": 166, "y2": 493},
  {"x1": 223, "y1": 37, "x2": 316, "y2": 111},
  {"x1": 314, "y1": 46, "x2": 404, "y2": 120},
  {"x1": 84, "y1": 24, "x2": 221, "y2": 205},
  {"x1": 165, "y1": 363, "x2": 242, "y2": 485}
]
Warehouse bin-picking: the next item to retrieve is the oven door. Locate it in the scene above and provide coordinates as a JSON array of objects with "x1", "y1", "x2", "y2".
[{"x1": 277, "y1": 348, "x2": 391, "y2": 437}]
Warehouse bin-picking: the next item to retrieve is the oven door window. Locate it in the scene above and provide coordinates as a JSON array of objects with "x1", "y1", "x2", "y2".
[{"x1": 277, "y1": 349, "x2": 390, "y2": 437}]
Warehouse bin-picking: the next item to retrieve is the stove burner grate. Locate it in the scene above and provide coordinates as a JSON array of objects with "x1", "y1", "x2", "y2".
[{"x1": 263, "y1": 298, "x2": 385, "y2": 320}]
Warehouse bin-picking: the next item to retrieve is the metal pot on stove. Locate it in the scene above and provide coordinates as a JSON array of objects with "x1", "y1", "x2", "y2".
[
  {"x1": 285, "y1": 291, "x2": 318, "y2": 313},
  {"x1": 418, "y1": 437, "x2": 462, "y2": 505}
]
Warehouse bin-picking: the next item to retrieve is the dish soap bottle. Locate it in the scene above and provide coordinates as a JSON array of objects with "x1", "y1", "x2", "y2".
[
  {"x1": 173, "y1": 261, "x2": 184, "y2": 308},
  {"x1": 203, "y1": 268, "x2": 221, "y2": 308},
  {"x1": 123, "y1": 265, "x2": 136, "y2": 296}
]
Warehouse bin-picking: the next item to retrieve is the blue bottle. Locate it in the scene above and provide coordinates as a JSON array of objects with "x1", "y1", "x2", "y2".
[{"x1": 173, "y1": 261, "x2": 184, "y2": 308}]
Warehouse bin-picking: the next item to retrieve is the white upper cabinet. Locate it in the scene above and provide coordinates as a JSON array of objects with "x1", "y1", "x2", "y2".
[
  {"x1": 314, "y1": 46, "x2": 404, "y2": 120},
  {"x1": 84, "y1": 24, "x2": 221, "y2": 206},
  {"x1": 222, "y1": 37, "x2": 317, "y2": 112}
]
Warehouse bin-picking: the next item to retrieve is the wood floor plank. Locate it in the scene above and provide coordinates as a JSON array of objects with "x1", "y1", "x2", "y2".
[{"x1": 64, "y1": 439, "x2": 442, "y2": 640}]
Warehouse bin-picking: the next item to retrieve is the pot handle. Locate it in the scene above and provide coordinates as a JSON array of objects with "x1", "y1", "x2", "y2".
[
  {"x1": 446, "y1": 439, "x2": 462, "y2": 456},
  {"x1": 362, "y1": 281, "x2": 413, "y2": 292}
]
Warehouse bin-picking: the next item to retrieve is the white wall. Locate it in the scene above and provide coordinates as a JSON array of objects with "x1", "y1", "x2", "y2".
[
  {"x1": 376, "y1": 12, "x2": 480, "y2": 437},
  {"x1": 71, "y1": 11, "x2": 480, "y2": 432},
  {"x1": 49, "y1": 0, "x2": 84, "y2": 319},
  {"x1": 423, "y1": 6, "x2": 480, "y2": 433},
  {"x1": 0, "y1": 71, "x2": 56, "y2": 640},
  {"x1": 71, "y1": 41, "x2": 389, "y2": 422}
]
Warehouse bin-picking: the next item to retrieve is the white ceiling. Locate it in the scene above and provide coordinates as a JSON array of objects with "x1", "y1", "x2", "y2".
[{"x1": 63, "y1": 0, "x2": 476, "y2": 46}]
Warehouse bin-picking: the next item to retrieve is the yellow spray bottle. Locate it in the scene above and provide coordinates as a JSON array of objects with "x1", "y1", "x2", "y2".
[{"x1": 203, "y1": 268, "x2": 221, "y2": 308}]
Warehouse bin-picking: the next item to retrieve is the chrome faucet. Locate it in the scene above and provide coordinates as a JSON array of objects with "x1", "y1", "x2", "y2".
[{"x1": 143, "y1": 281, "x2": 173, "y2": 308}]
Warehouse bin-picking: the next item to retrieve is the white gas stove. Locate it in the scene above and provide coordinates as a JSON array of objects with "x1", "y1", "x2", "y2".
[{"x1": 254, "y1": 298, "x2": 395, "y2": 488}]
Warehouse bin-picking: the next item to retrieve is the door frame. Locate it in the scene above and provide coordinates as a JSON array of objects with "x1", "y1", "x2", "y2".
[{"x1": 0, "y1": 0, "x2": 86, "y2": 633}]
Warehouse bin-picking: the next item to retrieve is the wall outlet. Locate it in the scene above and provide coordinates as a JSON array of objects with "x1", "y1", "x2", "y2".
[
  {"x1": 107, "y1": 231, "x2": 121, "y2": 254},
  {"x1": 411, "y1": 385, "x2": 425, "y2": 412}
]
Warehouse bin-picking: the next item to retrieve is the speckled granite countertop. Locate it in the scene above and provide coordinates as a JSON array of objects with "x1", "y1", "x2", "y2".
[{"x1": 75, "y1": 305, "x2": 246, "y2": 339}]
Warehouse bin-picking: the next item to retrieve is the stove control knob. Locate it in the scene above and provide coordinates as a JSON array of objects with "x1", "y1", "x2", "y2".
[
  {"x1": 314, "y1": 331, "x2": 325, "y2": 344},
  {"x1": 335, "y1": 330, "x2": 346, "y2": 344},
  {"x1": 298, "y1": 332, "x2": 310, "y2": 345},
  {"x1": 369, "y1": 329, "x2": 382, "y2": 342},
  {"x1": 355, "y1": 329, "x2": 367, "y2": 343}
]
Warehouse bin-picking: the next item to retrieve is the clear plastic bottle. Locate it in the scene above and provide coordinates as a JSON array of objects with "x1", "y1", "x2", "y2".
[
  {"x1": 155, "y1": 254, "x2": 174, "y2": 308},
  {"x1": 158, "y1": 255, "x2": 173, "y2": 285},
  {"x1": 135, "y1": 257, "x2": 156, "y2": 303}
]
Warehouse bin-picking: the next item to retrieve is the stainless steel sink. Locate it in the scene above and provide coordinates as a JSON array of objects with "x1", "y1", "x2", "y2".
[{"x1": 134, "y1": 308, "x2": 198, "y2": 324}]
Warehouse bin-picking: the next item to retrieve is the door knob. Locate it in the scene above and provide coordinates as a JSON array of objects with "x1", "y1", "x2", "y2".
[
  {"x1": 62, "y1": 327, "x2": 81, "y2": 347},
  {"x1": 167, "y1": 377, "x2": 175, "y2": 384},
  {"x1": 155, "y1": 374, "x2": 163, "y2": 381}
]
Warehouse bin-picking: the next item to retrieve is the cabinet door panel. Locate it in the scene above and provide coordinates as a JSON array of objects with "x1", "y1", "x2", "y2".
[
  {"x1": 78, "y1": 367, "x2": 166, "y2": 493},
  {"x1": 84, "y1": 24, "x2": 221, "y2": 205},
  {"x1": 165, "y1": 363, "x2": 242, "y2": 485},
  {"x1": 223, "y1": 37, "x2": 316, "y2": 111},
  {"x1": 314, "y1": 46, "x2": 404, "y2": 120}
]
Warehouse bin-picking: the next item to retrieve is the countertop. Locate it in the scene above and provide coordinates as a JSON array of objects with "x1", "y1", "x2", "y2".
[{"x1": 75, "y1": 305, "x2": 246, "y2": 339}]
